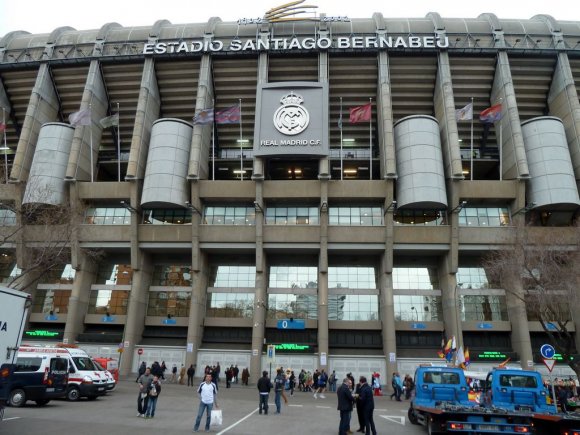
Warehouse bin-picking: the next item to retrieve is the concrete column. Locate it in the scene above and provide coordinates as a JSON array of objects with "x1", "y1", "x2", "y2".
[
  {"x1": 381, "y1": 182, "x2": 397, "y2": 390},
  {"x1": 318, "y1": 30, "x2": 330, "y2": 180},
  {"x1": 250, "y1": 181, "x2": 267, "y2": 381},
  {"x1": 503, "y1": 272, "x2": 533, "y2": 369},
  {"x1": 434, "y1": 52, "x2": 465, "y2": 180},
  {"x1": 440, "y1": 256, "x2": 463, "y2": 350},
  {"x1": 548, "y1": 53, "x2": 580, "y2": 190},
  {"x1": 376, "y1": 46, "x2": 396, "y2": 178},
  {"x1": 12, "y1": 64, "x2": 59, "y2": 181},
  {"x1": 188, "y1": 55, "x2": 213, "y2": 180},
  {"x1": 63, "y1": 253, "x2": 98, "y2": 344},
  {"x1": 65, "y1": 60, "x2": 109, "y2": 182},
  {"x1": 317, "y1": 182, "x2": 329, "y2": 370},
  {"x1": 252, "y1": 31, "x2": 269, "y2": 182},
  {"x1": 119, "y1": 252, "x2": 153, "y2": 376},
  {"x1": 126, "y1": 58, "x2": 160, "y2": 180}
]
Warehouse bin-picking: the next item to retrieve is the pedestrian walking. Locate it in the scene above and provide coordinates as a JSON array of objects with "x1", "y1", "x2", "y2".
[
  {"x1": 257, "y1": 370, "x2": 273, "y2": 415},
  {"x1": 241, "y1": 367, "x2": 250, "y2": 386},
  {"x1": 337, "y1": 377, "x2": 355, "y2": 435},
  {"x1": 179, "y1": 364, "x2": 186, "y2": 385},
  {"x1": 170, "y1": 364, "x2": 177, "y2": 383},
  {"x1": 137, "y1": 367, "x2": 153, "y2": 417},
  {"x1": 187, "y1": 364, "x2": 195, "y2": 386},
  {"x1": 274, "y1": 368, "x2": 285, "y2": 413},
  {"x1": 354, "y1": 378, "x2": 365, "y2": 432},
  {"x1": 193, "y1": 374, "x2": 218, "y2": 432},
  {"x1": 136, "y1": 361, "x2": 146, "y2": 382},
  {"x1": 145, "y1": 375, "x2": 162, "y2": 419},
  {"x1": 358, "y1": 376, "x2": 377, "y2": 435}
]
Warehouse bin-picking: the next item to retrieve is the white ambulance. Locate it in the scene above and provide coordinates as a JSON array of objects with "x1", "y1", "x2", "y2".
[{"x1": 18, "y1": 345, "x2": 108, "y2": 401}]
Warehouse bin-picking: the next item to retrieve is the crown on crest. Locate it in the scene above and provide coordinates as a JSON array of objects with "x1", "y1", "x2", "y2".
[{"x1": 280, "y1": 92, "x2": 303, "y2": 105}]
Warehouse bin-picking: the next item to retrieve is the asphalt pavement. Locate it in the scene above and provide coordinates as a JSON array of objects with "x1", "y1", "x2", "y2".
[{"x1": 0, "y1": 378, "x2": 424, "y2": 434}]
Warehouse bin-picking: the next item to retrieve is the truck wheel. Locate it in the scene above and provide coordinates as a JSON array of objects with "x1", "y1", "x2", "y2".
[
  {"x1": 35, "y1": 399, "x2": 50, "y2": 406},
  {"x1": 8, "y1": 389, "x2": 26, "y2": 407},
  {"x1": 66, "y1": 386, "x2": 80, "y2": 401},
  {"x1": 408, "y1": 407, "x2": 419, "y2": 425}
]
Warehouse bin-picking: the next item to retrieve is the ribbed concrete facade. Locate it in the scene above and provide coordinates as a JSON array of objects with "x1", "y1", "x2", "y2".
[{"x1": 1, "y1": 11, "x2": 580, "y2": 381}]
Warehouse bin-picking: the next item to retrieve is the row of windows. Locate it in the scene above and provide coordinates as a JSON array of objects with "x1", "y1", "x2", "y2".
[
  {"x1": 80, "y1": 206, "x2": 512, "y2": 227},
  {"x1": 30, "y1": 289, "x2": 556, "y2": 323}
]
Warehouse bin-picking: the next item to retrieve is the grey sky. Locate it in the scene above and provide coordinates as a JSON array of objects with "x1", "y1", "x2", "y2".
[{"x1": 1, "y1": 0, "x2": 577, "y2": 36}]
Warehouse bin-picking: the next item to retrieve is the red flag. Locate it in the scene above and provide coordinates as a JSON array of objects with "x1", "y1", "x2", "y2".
[
  {"x1": 479, "y1": 104, "x2": 502, "y2": 123},
  {"x1": 0, "y1": 122, "x2": 6, "y2": 132},
  {"x1": 215, "y1": 105, "x2": 241, "y2": 124},
  {"x1": 349, "y1": 103, "x2": 372, "y2": 124}
]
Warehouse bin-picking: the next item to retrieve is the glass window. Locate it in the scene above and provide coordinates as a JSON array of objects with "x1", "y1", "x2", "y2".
[
  {"x1": 394, "y1": 295, "x2": 442, "y2": 321},
  {"x1": 40, "y1": 263, "x2": 76, "y2": 284},
  {"x1": 209, "y1": 266, "x2": 256, "y2": 288},
  {"x1": 461, "y1": 295, "x2": 508, "y2": 321},
  {"x1": 147, "y1": 291, "x2": 191, "y2": 317},
  {"x1": 151, "y1": 265, "x2": 191, "y2": 286},
  {"x1": 87, "y1": 289, "x2": 129, "y2": 315},
  {"x1": 96, "y1": 264, "x2": 133, "y2": 285},
  {"x1": 329, "y1": 206, "x2": 383, "y2": 226},
  {"x1": 267, "y1": 294, "x2": 317, "y2": 320},
  {"x1": 265, "y1": 206, "x2": 319, "y2": 225},
  {"x1": 15, "y1": 357, "x2": 43, "y2": 372},
  {"x1": 31, "y1": 289, "x2": 71, "y2": 314},
  {"x1": 269, "y1": 266, "x2": 317, "y2": 288},
  {"x1": 393, "y1": 268, "x2": 440, "y2": 289},
  {"x1": 457, "y1": 267, "x2": 491, "y2": 289},
  {"x1": 458, "y1": 207, "x2": 509, "y2": 227},
  {"x1": 328, "y1": 295, "x2": 379, "y2": 321},
  {"x1": 203, "y1": 206, "x2": 255, "y2": 225},
  {"x1": 394, "y1": 209, "x2": 446, "y2": 226},
  {"x1": 328, "y1": 267, "x2": 376, "y2": 289},
  {"x1": 84, "y1": 207, "x2": 131, "y2": 225},
  {"x1": 206, "y1": 293, "x2": 254, "y2": 318},
  {"x1": 0, "y1": 208, "x2": 16, "y2": 226},
  {"x1": 142, "y1": 209, "x2": 192, "y2": 225}
]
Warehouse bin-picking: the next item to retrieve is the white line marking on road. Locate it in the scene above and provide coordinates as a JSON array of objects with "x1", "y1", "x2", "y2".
[
  {"x1": 379, "y1": 415, "x2": 406, "y2": 425},
  {"x1": 2, "y1": 417, "x2": 21, "y2": 421},
  {"x1": 315, "y1": 406, "x2": 331, "y2": 409},
  {"x1": 216, "y1": 408, "x2": 259, "y2": 434},
  {"x1": 288, "y1": 404, "x2": 303, "y2": 407}
]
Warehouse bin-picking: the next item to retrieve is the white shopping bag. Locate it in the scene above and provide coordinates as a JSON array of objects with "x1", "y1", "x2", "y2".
[{"x1": 210, "y1": 408, "x2": 222, "y2": 427}]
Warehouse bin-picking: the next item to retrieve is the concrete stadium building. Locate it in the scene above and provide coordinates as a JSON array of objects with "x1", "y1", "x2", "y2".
[{"x1": 1, "y1": 6, "x2": 580, "y2": 380}]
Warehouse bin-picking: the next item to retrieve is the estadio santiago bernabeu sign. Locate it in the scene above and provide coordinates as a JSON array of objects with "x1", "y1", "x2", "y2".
[{"x1": 253, "y1": 82, "x2": 328, "y2": 157}]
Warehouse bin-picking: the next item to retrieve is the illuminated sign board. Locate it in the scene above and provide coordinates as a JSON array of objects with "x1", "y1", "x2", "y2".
[
  {"x1": 274, "y1": 343, "x2": 310, "y2": 351},
  {"x1": 472, "y1": 351, "x2": 517, "y2": 361},
  {"x1": 25, "y1": 330, "x2": 61, "y2": 338}
]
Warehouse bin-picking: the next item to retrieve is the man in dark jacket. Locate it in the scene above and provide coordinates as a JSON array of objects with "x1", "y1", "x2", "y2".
[
  {"x1": 257, "y1": 371, "x2": 273, "y2": 415},
  {"x1": 354, "y1": 378, "x2": 365, "y2": 432},
  {"x1": 358, "y1": 376, "x2": 377, "y2": 435},
  {"x1": 337, "y1": 377, "x2": 355, "y2": 435}
]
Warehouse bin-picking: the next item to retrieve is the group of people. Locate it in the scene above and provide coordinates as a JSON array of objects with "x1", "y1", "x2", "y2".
[
  {"x1": 388, "y1": 371, "x2": 415, "y2": 401},
  {"x1": 337, "y1": 373, "x2": 378, "y2": 435}
]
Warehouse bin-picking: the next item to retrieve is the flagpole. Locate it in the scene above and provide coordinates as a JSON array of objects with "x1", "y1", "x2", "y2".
[
  {"x1": 212, "y1": 101, "x2": 215, "y2": 181},
  {"x1": 89, "y1": 103, "x2": 94, "y2": 182},
  {"x1": 2, "y1": 108, "x2": 7, "y2": 184},
  {"x1": 369, "y1": 97, "x2": 372, "y2": 181},
  {"x1": 116, "y1": 102, "x2": 121, "y2": 182},
  {"x1": 470, "y1": 97, "x2": 474, "y2": 181},
  {"x1": 239, "y1": 98, "x2": 243, "y2": 181},
  {"x1": 340, "y1": 97, "x2": 343, "y2": 181}
]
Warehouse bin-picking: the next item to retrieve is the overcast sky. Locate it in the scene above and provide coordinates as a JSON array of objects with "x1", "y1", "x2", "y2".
[{"x1": 1, "y1": 0, "x2": 578, "y2": 36}]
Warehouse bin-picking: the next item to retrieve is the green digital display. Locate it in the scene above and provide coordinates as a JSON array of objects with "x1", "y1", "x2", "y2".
[
  {"x1": 25, "y1": 330, "x2": 60, "y2": 337},
  {"x1": 476, "y1": 351, "x2": 508, "y2": 360},
  {"x1": 274, "y1": 343, "x2": 310, "y2": 351}
]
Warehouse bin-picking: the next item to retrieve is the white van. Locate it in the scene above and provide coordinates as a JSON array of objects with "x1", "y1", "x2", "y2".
[{"x1": 18, "y1": 346, "x2": 108, "y2": 401}]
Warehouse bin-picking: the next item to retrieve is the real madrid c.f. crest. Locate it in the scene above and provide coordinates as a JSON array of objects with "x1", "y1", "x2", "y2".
[{"x1": 273, "y1": 92, "x2": 309, "y2": 135}]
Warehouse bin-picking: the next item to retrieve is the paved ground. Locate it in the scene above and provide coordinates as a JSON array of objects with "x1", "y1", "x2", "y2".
[{"x1": 0, "y1": 379, "x2": 425, "y2": 434}]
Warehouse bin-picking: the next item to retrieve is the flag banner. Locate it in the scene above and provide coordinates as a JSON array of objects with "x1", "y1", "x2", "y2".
[
  {"x1": 479, "y1": 104, "x2": 502, "y2": 123},
  {"x1": 193, "y1": 108, "x2": 214, "y2": 125},
  {"x1": 464, "y1": 347, "x2": 470, "y2": 367},
  {"x1": 444, "y1": 338, "x2": 453, "y2": 362},
  {"x1": 456, "y1": 346, "x2": 466, "y2": 368},
  {"x1": 215, "y1": 105, "x2": 240, "y2": 124},
  {"x1": 0, "y1": 122, "x2": 5, "y2": 132},
  {"x1": 437, "y1": 338, "x2": 446, "y2": 359},
  {"x1": 69, "y1": 108, "x2": 92, "y2": 126},
  {"x1": 455, "y1": 102, "x2": 473, "y2": 121},
  {"x1": 99, "y1": 113, "x2": 119, "y2": 129},
  {"x1": 349, "y1": 102, "x2": 372, "y2": 124}
]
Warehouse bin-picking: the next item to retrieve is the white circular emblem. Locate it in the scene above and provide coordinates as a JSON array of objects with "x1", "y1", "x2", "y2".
[{"x1": 273, "y1": 92, "x2": 309, "y2": 136}]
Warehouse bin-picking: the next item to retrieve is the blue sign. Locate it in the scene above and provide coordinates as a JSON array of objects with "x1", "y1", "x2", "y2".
[
  {"x1": 477, "y1": 323, "x2": 493, "y2": 329},
  {"x1": 102, "y1": 315, "x2": 116, "y2": 322},
  {"x1": 45, "y1": 314, "x2": 59, "y2": 321},
  {"x1": 411, "y1": 323, "x2": 426, "y2": 329},
  {"x1": 540, "y1": 344, "x2": 556, "y2": 359},
  {"x1": 163, "y1": 318, "x2": 177, "y2": 325},
  {"x1": 277, "y1": 319, "x2": 305, "y2": 330},
  {"x1": 545, "y1": 322, "x2": 557, "y2": 330}
]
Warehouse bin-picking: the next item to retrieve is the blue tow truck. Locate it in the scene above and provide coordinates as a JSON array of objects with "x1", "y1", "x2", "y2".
[{"x1": 408, "y1": 365, "x2": 556, "y2": 434}]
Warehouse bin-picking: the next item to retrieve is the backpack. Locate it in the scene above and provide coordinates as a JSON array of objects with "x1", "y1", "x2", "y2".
[
  {"x1": 275, "y1": 376, "x2": 285, "y2": 391},
  {"x1": 149, "y1": 384, "x2": 158, "y2": 397}
]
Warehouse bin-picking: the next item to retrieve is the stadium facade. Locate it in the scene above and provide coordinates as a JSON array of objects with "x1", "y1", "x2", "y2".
[{"x1": 1, "y1": 6, "x2": 580, "y2": 379}]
